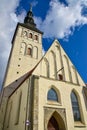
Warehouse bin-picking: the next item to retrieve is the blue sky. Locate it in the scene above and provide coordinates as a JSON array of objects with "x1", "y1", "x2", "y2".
[{"x1": 0, "y1": 0, "x2": 87, "y2": 89}]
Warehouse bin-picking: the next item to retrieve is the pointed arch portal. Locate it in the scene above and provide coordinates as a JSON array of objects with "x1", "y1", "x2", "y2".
[
  {"x1": 44, "y1": 108, "x2": 67, "y2": 130},
  {"x1": 47, "y1": 116, "x2": 59, "y2": 130}
]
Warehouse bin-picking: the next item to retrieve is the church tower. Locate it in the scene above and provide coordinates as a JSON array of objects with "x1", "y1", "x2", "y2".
[
  {"x1": 3, "y1": 5, "x2": 43, "y2": 87},
  {"x1": 0, "y1": 4, "x2": 87, "y2": 130}
]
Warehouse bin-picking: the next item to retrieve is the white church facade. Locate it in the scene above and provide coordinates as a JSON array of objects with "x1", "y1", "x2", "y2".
[{"x1": 0, "y1": 6, "x2": 87, "y2": 130}]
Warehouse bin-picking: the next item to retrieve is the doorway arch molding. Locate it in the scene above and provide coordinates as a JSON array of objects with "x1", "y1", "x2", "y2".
[{"x1": 44, "y1": 107, "x2": 67, "y2": 130}]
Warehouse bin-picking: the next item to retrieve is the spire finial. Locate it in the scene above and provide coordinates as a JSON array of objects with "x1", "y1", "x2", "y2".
[
  {"x1": 24, "y1": 3, "x2": 36, "y2": 27},
  {"x1": 30, "y1": 3, "x2": 32, "y2": 11}
]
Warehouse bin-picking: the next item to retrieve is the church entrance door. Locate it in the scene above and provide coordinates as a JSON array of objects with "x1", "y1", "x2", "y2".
[{"x1": 47, "y1": 116, "x2": 59, "y2": 130}]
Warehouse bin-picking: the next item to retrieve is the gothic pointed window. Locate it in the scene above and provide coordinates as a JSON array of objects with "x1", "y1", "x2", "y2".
[
  {"x1": 71, "y1": 66, "x2": 79, "y2": 84},
  {"x1": 41, "y1": 58, "x2": 49, "y2": 77},
  {"x1": 63, "y1": 55, "x2": 71, "y2": 82},
  {"x1": 47, "y1": 88, "x2": 58, "y2": 102},
  {"x1": 49, "y1": 51, "x2": 56, "y2": 79},
  {"x1": 71, "y1": 91, "x2": 81, "y2": 121}
]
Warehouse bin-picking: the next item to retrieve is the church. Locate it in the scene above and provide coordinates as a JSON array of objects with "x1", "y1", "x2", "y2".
[{"x1": 0, "y1": 5, "x2": 87, "y2": 130}]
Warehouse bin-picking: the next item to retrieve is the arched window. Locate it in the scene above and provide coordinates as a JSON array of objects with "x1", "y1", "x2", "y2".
[
  {"x1": 26, "y1": 44, "x2": 32, "y2": 56},
  {"x1": 71, "y1": 66, "x2": 78, "y2": 84},
  {"x1": 49, "y1": 51, "x2": 57, "y2": 79},
  {"x1": 47, "y1": 88, "x2": 58, "y2": 101},
  {"x1": 71, "y1": 91, "x2": 81, "y2": 121},
  {"x1": 29, "y1": 33, "x2": 33, "y2": 38},
  {"x1": 41, "y1": 58, "x2": 49, "y2": 77},
  {"x1": 20, "y1": 42, "x2": 26, "y2": 55},
  {"x1": 33, "y1": 46, "x2": 38, "y2": 59},
  {"x1": 63, "y1": 55, "x2": 71, "y2": 82},
  {"x1": 34, "y1": 35, "x2": 38, "y2": 40},
  {"x1": 27, "y1": 48, "x2": 32, "y2": 55},
  {"x1": 23, "y1": 31, "x2": 27, "y2": 37},
  {"x1": 56, "y1": 46, "x2": 63, "y2": 75}
]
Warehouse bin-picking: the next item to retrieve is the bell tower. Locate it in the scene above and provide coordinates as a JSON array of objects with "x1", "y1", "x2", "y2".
[{"x1": 3, "y1": 5, "x2": 43, "y2": 87}]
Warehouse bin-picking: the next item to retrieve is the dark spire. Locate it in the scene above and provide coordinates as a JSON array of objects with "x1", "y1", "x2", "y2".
[
  {"x1": 22, "y1": 4, "x2": 43, "y2": 34},
  {"x1": 24, "y1": 4, "x2": 36, "y2": 27}
]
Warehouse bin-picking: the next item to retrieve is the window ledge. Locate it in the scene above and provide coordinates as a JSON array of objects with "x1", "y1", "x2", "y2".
[
  {"x1": 25, "y1": 55, "x2": 32, "y2": 57},
  {"x1": 74, "y1": 122, "x2": 86, "y2": 127},
  {"x1": 47, "y1": 101, "x2": 61, "y2": 106},
  {"x1": 34, "y1": 40, "x2": 38, "y2": 42}
]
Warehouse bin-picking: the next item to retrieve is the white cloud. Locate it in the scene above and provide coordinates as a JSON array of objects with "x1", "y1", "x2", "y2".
[
  {"x1": 31, "y1": 0, "x2": 38, "y2": 7},
  {"x1": 0, "y1": 0, "x2": 26, "y2": 89},
  {"x1": 35, "y1": 0, "x2": 87, "y2": 38}
]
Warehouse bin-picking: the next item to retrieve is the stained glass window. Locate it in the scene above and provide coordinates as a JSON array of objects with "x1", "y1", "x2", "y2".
[
  {"x1": 71, "y1": 92, "x2": 81, "y2": 121},
  {"x1": 47, "y1": 88, "x2": 58, "y2": 101}
]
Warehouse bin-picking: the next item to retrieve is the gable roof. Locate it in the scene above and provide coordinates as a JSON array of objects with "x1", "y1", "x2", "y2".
[
  {"x1": 0, "y1": 39, "x2": 86, "y2": 102},
  {"x1": 41, "y1": 39, "x2": 85, "y2": 85}
]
